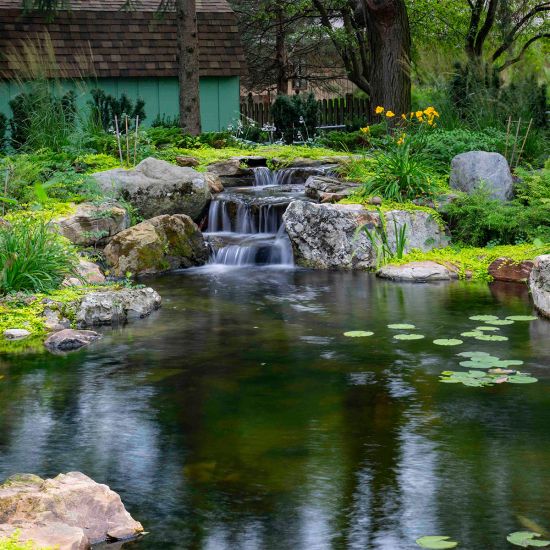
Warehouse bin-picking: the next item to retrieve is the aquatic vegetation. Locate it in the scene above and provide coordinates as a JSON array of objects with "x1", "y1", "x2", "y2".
[
  {"x1": 457, "y1": 351, "x2": 492, "y2": 358},
  {"x1": 476, "y1": 326, "x2": 500, "y2": 332},
  {"x1": 469, "y1": 315, "x2": 499, "y2": 322},
  {"x1": 506, "y1": 315, "x2": 539, "y2": 322},
  {"x1": 433, "y1": 339, "x2": 463, "y2": 346},
  {"x1": 416, "y1": 535, "x2": 458, "y2": 548},
  {"x1": 440, "y1": 370, "x2": 537, "y2": 387},
  {"x1": 343, "y1": 331, "x2": 374, "y2": 337},
  {"x1": 474, "y1": 334, "x2": 508, "y2": 342},
  {"x1": 507, "y1": 531, "x2": 550, "y2": 547},
  {"x1": 388, "y1": 323, "x2": 416, "y2": 329},
  {"x1": 461, "y1": 331, "x2": 485, "y2": 338},
  {"x1": 485, "y1": 319, "x2": 514, "y2": 326},
  {"x1": 394, "y1": 333, "x2": 425, "y2": 340}
]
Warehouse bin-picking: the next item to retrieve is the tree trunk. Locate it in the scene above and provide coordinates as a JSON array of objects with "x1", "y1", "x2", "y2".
[
  {"x1": 176, "y1": 0, "x2": 201, "y2": 135},
  {"x1": 275, "y1": 4, "x2": 289, "y2": 94},
  {"x1": 365, "y1": 0, "x2": 411, "y2": 118}
]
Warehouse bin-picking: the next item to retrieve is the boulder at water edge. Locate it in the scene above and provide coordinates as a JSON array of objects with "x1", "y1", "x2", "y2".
[
  {"x1": 529, "y1": 255, "x2": 550, "y2": 318},
  {"x1": 283, "y1": 201, "x2": 448, "y2": 269},
  {"x1": 488, "y1": 257, "x2": 534, "y2": 283},
  {"x1": 449, "y1": 151, "x2": 513, "y2": 201},
  {"x1": 44, "y1": 329, "x2": 101, "y2": 352},
  {"x1": 104, "y1": 214, "x2": 208, "y2": 277},
  {"x1": 0, "y1": 472, "x2": 143, "y2": 549},
  {"x1": 54, "y1": 201, "x2": 130, "y2": 246},
  {"x1": 304, "y1": 176, "x2": 361, "y2": 202},
  {"x1": 93, "y1": 157, "x2": 213, "y2": 221},
  {"x1": 377, "y1": 261, "x2": 458, "y2": 282}
]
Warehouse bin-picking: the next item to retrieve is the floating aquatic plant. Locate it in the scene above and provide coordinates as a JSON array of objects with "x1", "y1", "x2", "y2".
[
  {"x1": 508, "y1": 375, "x2": 538, "y2": 384},
  {"x1": 434, "y1": 339, "x2": 463, "y2": 346},
  {"x1": 485, "y1": 319, "x2": 515, "y2": 326},
  {"x1": 388, "y1": 323, "x2": 416, "y2": 330},
  {"x1": 461, "y1": 331, "x2": 484, "y2": 338},
  {"x1": 457, "y1": 351, "x2": 491, "y2": 358},
  {"x1": 394, "y1": 333, "x2": 425, "y2": 340},
  {"x1": 474, "y1": 334, "x2": 508, "y2": 342},
  {"x1": 506, "y1": 316, "x2": 538, "y2": 322},
  {"x1": 344, "y1": 331, "x2": 374, "y2": 337},
  {"x1": 507, "y1": 531, "x2": 550, "y2": 547},
  {"x1": 416, "y1": 535, "x2": 458, "y2": 549},
  {"x1": 476, "y1": 326, "x2": 500, "y2": 332},
  {"x1": 469, "y1": 315, "x2": 499, "y2": 322},
  {"x1": 440, "y1": 370, "x2": 537, "y2": 387}
]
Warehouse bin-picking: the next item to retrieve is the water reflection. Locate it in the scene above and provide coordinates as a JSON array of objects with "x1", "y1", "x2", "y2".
[{"x1": 0, "y1": 270, "x2": 549, "y2": 549}]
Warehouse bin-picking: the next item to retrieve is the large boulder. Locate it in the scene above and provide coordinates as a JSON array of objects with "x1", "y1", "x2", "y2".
[
  {"x1": 44, "y1": 329, "x2": 101, "y2": 352},
  {"x1": 206, "y1": 158, "x2": 254, "y2": 187},
  {"x1": 377, "y1": 261, "x2": 458, "y2": 282},
  {"x1": 54, "y1": 202, "x2": 130, "y2": 246},
  {"x1": 450, "y1": 151, "x2": 513, "y2": 201},
  {"x1": 488, "y1": 257, "x2": 534, "y2": 283},
  {"x1": 304, "y1": 176, "x2": 360, "y2": 202},
  {"x1": 283, "y1": 201, "x2": 448, "y2": 269},
  {"x1": 104, "y1": 214, "x2": 208, "y2": 277},
  {"x1": 75, "y1": 287, "x2": 162, "y2": 328},
  {"x1": 529, "y1": 255, "x2": 550, "y2": 318},
  {"x1": 93, "y1": 157, "x2": 212, "y2": 220},
  {"x1": 0, "y1": 472, "x2": 143, "y2": 549}
]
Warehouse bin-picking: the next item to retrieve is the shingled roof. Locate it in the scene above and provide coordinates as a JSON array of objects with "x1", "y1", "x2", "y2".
[{"x1": 0, "y1": 0, "x2": 246, "y2": 78}]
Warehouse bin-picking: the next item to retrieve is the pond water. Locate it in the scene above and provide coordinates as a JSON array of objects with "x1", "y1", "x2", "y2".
[{"x1": 1, "y1": 268, "x2": 550, "y2": 549}]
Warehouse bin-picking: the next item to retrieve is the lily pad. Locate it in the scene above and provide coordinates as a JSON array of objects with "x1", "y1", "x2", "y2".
[
  {"x1": 394, "y1": 333, "x2": 425, "y2": 340},
  {"x1": 485, "y1": 319, "x2": 514, "y2": 326},
  {"x1": 459, "y1": 360, "x2": 496, "y2": 369},
  {"x1": 457, "y1": 351, "x2": 492, "y2": 358},
  {"x1": 344, "y1": 331, "x2": 374, "y2": 337},
  {"x1": 493, "y1": 360, "x2": 524, "y2": 367},
  {"x1": 508, "y1": 375, "x2": 538, "y2": 384},
  {"x1": 469, "y1": 315, "x2": 499, "y2": 322},
  {"x1": 388, "y1": 323, "x2": 416, "y2": 330},
  {"x1": 506, "y1": 315, "x2": 538, "y2": 322},
  {"x1": 474, "y1": 334, "x2": 509, "y2": 342},
  {"x1": 507, "y1": 531, "x2": 550, "y2": 547},
  {"x1": 488, "y1": 368, "x2": 517, "y2": 375},
  {"x1": 416, "y1": 535, "x2": 458, "y2": 549},
  {"x1": 433, "y1": 339, "x2": 463, "y2": 346},
  {"x1": 461, "y1": 331, "x2": 485, "y2": 338},
  {"x1": 475, "y1": 326, "x2": 500, "y2": 332}
]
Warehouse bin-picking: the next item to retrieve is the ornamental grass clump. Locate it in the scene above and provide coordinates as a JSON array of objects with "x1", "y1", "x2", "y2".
[{"x1": 0, "y1": 217, "x2": 79, "y2": 294}]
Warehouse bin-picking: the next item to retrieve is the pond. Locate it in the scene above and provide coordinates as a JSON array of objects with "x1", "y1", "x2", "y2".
[{"x1": 1, "y1": 268, "x2": 549, "y2": 549}]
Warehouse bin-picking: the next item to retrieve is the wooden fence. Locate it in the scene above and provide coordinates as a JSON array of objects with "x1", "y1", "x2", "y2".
[{"x1": 240, "y1": 95, "x2": 370, "y2": 129}]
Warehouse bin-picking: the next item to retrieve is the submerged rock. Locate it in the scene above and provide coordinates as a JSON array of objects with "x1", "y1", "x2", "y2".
[
  {"x1": 0, "y1": 472, "x2": 143, "y2": 549},
  {"x1": 3, "y1": 329, "x2": 31, "y2": 340},
  {"x1": 75, "y1": 287, "x2": 162, "y2": 328},
  {"x1": 377, "y1": 261, "x2": 458, "y2": 282},
  {"x1": 44, "y1": 329, "x2": 101, "y2": 352},
  {"x1": 529, "y1": 255, "x2": 550, "y2": 318},
  {"x1": 54, "y1": 202, "x2": 130, "y2": 247},
  {"x1": 488, "y1": 257, "x2": 534, "y2": 283},
  {"x1": 104, "y1": 214, "x2": 208, "y2": 277},
  {"x1": 93, "y1": 157, "x2": 212, "y2": 221},
  {"x1": 450, "y1": 151, "x2": 513, "y2": 201},
  {"x1": 283, "y1": 201, "x2": 448, "y2": 270}
]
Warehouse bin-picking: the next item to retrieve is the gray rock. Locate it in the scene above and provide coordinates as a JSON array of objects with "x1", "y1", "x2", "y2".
[
  {"x1": 450, "y1": 151, "x2": 513, "y2": 201},
  {"x1": 63, "y1": 259, "x2": 106, "y2": 287},
  {"x1": 304, "y1": 176, "x2": 360, "y2": 202},
  {"x1": 283, "y1": 201, "x2": 449, "y2": 270},
  {"x1": 104, "y1": 214, "x2": 208, "y2": 277},
  {"x1": 44, "y1": 329, "x2": 101, "y2": 352},
  {"x1": 75, "y1": 287, "x2": 162, "y2": 328},
  {"x1": 206, "y1": 158, "x2": 254, "y2": 187},
  {"x1": 42, "y1": 307, "x2": 71, "y2": 332},
  {"x1": 54, "y1": 202, "x2": 130, "y2": 246},
  {"x1": 93, "y1": 157, "x2": 212, "y2": 221},
  {"x1": 529, "y1": 255, "x2": 550, "y2": 318},
  {"x1": 377, "y1": 261, "x2": 458, "y2": 282},
  {"x1": 3, "y1": 329, "x2": 31, "y2": 340},
  {"x1": 0, "y1": 472, "x2": 143, "y2": 549}
]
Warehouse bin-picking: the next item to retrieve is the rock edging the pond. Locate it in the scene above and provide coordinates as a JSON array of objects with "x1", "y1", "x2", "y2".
[
  {"x1": 529, "y1": 255, "x2": 550, "y2": 318},
  {"x1": 0, "y1": 472, "x2": 143, "y2": 550},
  {"x1": 377, "y1": 261, "x2": 459, "y2": 282}
]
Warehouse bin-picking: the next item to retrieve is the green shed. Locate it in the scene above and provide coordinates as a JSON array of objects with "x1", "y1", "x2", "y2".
[{"x1": 0, "y1": 0, "x2": 246, "y2": 131}]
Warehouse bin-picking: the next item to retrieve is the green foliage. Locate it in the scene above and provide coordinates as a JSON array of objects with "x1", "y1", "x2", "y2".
[
  {"x1": 0, "y1": 530, "x2": 52, "y2": 550},
  {"x1": 515, "y1": 162, "x2": 550, "y2": 207},
  {"x1": 271, "y1": 93, "x2": 319, "y2": 144},
  {"x1": 0, "y1": 112, "x2": 7, "y2": 151},
  {"x1": 416, "y1": 535, "x2": 458, "y2": 549},
  {"x1": 507, "y1": 531, "x2": 550, "y2": 547},
  {"x1": 151, "y1": 113, "x2": 180, "y2": 128},
  {"x1": 0, "y1": 217, "x2": 79, "y2": 294},
  {"x1": 442, "y1": 190, "x2": 550, "y2": 246},
  {"x1": 88, "y1": 89, "x2": 146, "y2": 132}
]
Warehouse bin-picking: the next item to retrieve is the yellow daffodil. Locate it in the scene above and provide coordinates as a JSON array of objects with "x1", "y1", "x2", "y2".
[
  {"x1": 375, "y1": 106, "x2": 385, "y2": 114},
  {"x1": 386, "y1": 110, "x2": 395, "y2": 118}
]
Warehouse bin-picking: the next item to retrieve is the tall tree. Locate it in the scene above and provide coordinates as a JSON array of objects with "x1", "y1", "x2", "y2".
[
  {"x1": 312, "y1": 0, "x2": 411, "y2": 118},
  {"x1": 22, "y1": 0, "x2": 202, "y2": 134}
]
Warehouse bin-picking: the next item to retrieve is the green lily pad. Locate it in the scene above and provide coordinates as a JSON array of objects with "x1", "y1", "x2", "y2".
[
  {"x1": 508, "y1": 375, "x2": 538, "y2": 384},
  {"x1": 493, "y1": 360, "x2": 524, "y2": 367},
  {"x1": 461, "y1": 331, "x2": 485, "y2": 338},
  {"x1": 388, "y1": 323, "x2": 416, "y2": 330},
  {"x1": 507, "y1": 531, "x2": 550, "y2": 547},
  {"x1": 344, "y1": 331, "x2": 374, "y2": 337},
  {"x1": 416, "y1": 535, "x2": 458, "y2": 549},
  {"x1": 476, "y1": 326, "x2": 500, "y2": 332},
  {"x1": 488, "y1": 368, "x2": 517, "y2": 375},
  {"x1": 433, "y1": 339, "x2": 463, "y2": 346},
  {"x1": 394, "y1": 333, "x2": 425, "y2": 340},
  {"x1": 485, "y1": 319, "x2": 514, "y2": 326},
  {"x1": 457, "y1": 351, "x2": 492, "y2": 358},
  {"x1": 469, "y1": 315, "x2": 499, "y2": 322},
  {"x1": 506, "y1": 315, "x2": 538, "y2": 322},
  {"x1": 459, "y1": 361, "x2": 495, "y2": 369},
  {"x1": 474, "y1": 334, "x2": 509, "y2": 342},
  {"x1": 468, "y1": 370, "x2": 488, "y2": 377}
]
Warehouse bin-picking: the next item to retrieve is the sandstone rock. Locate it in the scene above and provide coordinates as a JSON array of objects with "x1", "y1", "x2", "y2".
[
  {"x1": 93, "y1": 157, "x2": 212, "y2": 221},
  {"x1": 450, "y1": 151, "x2": 513, "y2": 201},
  {"x1": 75, "y1": 287, "x2": 162, "y2": 328},
  {"x1": 204, "y1": 173, "x2": 224, "y2": 194},
  {"x1": 377, "y1": 261, "x2": 458, "y2": 282},
  {"x1": 206, "y1": 158, "x2": 254, "y2": 187},
  {"x1": 55, "y1": 202, "x2": 130, "y2": 246},
  {"x1": 304, "y1": 176, "x2": 360, "y2": 201},
  {"x1": 3, "y1": 329, "x2": 31, "y2": 340},
  {"x1": 488, "y1": 257, "x2": 534, "y2": 283},
  {"x1": 63, "y1": 259, "x2": 106, "y2": 287},
  {"x1": 529, "y1": 255, "x2": 550, "y2": 318},
  {"x1": 283, "y1": 201, "x2": 448, "y2": 270},
  {"x1": 104, "y1": 214, "x2": 208, "y2": 277},
  {"x1": 44, "y1": 329, "x2": 101, "y2": 352},
  {"x1": 0, "y1": 472, "x2": 143, "y2": 549},
  {"x1": 175, "y1": 155, "x2": 200, "y2": 167}
]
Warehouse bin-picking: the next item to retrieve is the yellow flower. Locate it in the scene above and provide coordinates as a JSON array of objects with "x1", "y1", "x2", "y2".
[
  {"x1": 397, "y1": 137, "x2": 404, "y2": 145},
  {"x1": 386, "y1": 110, "x2": 395, "y2": 118},
  {"x1": 415, "y1": 110, "x2": 424, "y2": 119},
  {"x1": 375, "y1": 106, "x2": 385, "y2": 114},
  {"x1": 401, "y1": 113, "x2": 407, "y2": 120},
  {"x1": 360, "y1": 126, "x2": 370, "y2": 134}
]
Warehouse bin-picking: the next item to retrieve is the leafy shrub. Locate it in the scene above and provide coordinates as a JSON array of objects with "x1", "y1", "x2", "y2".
[
  {"x1": 515, "y1": 162, "x2": 550, "y2": 206},
  {"x1": 0, "y1": 112, "x2": 7, "y2": 151},
  {"x1": 271, "y1": 93, "x2": 318, "y2": 144},
  {"x1": 151, "y1": 114, "x2": 180, "y2": 128},
  {"x1": 0, "y1": 217, "x2": 79, "y2": 294},
  {"x1": 88, "y1": 89, "x2": 146, "y2": 131},
  {"x1": 443, "y1": 190, "x2": 550, "y2": 246}
]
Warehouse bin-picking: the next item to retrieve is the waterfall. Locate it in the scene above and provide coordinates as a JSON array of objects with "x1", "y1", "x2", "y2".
[
  {"x1": 207, "y1": 200, "x2": 232, "y2": 233},
  {"x1": 253, "y1": 167, "x2": 275, "y2": 187}
]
